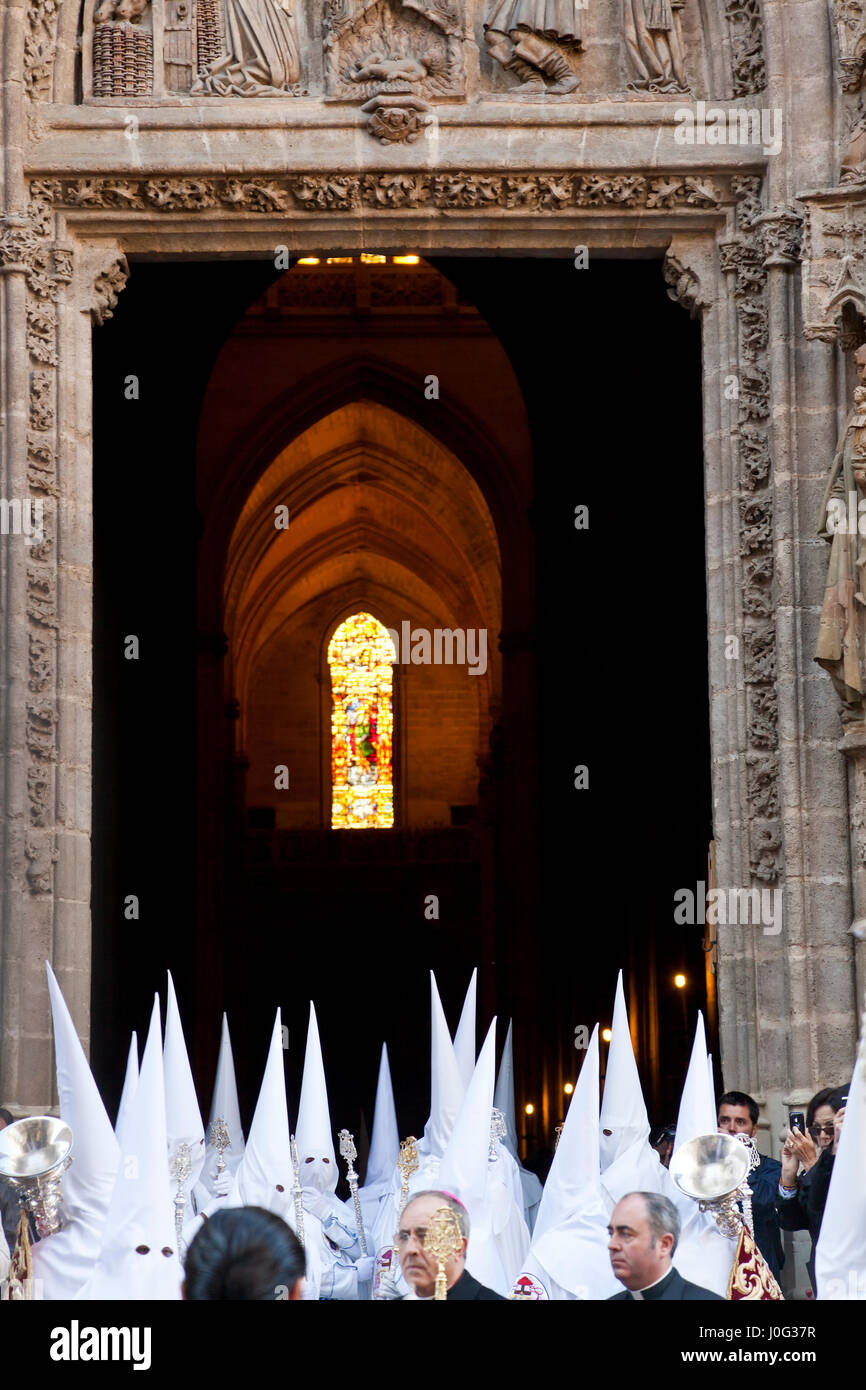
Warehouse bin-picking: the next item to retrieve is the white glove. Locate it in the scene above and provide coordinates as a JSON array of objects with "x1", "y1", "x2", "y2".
[
  {"x1": 355, "y1": 1255, "x2": 375, "y2": 1284},
  {"x1": 212, "y1": 1171, "x2": 232, "y2": 1198},
  {"x1": 301, "y1": 1188, "x2": 331, "y2": 1221}
]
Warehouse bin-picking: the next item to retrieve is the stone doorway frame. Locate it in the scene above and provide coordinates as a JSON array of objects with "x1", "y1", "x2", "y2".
[{"x1": 2, "y1": 157, "x2": 863, "y2": 1148}]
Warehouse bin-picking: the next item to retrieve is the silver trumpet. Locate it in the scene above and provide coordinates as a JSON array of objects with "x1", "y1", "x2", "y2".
[
  {"x1": 668, "y1": 1131, "x2": 752, "y2": 1239},
  {"x1": 0, "y1": 1116, "x2": 73, "y2": 1237}
]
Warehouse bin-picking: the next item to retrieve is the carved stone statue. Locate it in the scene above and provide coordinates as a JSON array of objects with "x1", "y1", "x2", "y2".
[
  {"x1": 815, "y1": 343, "x2": 866, "y2": 710},
  {"x1": 624, "y1": 0, "x2": 688, "y2": 94},
  {"x1": 191, "y1": 0, "x2": 300, "y2": 94},
  {"x1": 483, "y1": 0, "x2": 582, "y2": 95}
]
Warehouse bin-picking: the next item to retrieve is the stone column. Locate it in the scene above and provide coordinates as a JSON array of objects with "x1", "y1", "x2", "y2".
[{"x1": 0, "y1": 207, "x2": 126, "y2": 1110}]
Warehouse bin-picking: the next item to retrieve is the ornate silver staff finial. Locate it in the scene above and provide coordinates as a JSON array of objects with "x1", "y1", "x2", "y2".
[
  {"x1": 208, "y1": 1117, "x2": 230, "y2": 1182},
  {"x1": 169, "y1": 1142, "x2": 192, "y2": 1255},
  {"x1": 290, "y1": 1134, "x2": 305, "y2": 1250},
  {"x1": 733, "y1": 1131, "x2": 760, "y2": 1236},
  {"x1": 338, "y1": 1128, "x2": 368, "y2": 1257},
  {"x1": 489, "y1": 1107, "x2": 507, "y2": 1160}
]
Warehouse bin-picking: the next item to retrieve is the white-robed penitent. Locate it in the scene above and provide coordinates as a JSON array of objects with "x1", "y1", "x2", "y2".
[
  {"x1": 815, "y1": 1034, "x2": 865, "y2": 1299},
  {"x1": 115, "y1": 1032, "x2": 138, "y2": 1148},
  {"x1": 163, "y1": 972, "x2": 206, "y2": 1236},
  {"x1": 296, "y1": 1002, "x2": 371, "y2": 1299},
  {"x1": 31, "y1": 964, "x2": 121, "y2": 1299},
  {"x1": 78, "y1": 995, "x2": 183, "y2": 1300},
  {"x1": 512, "y1": 1025, "x2": 619, "y2": 1300},
  {"x1": 494, "y1": 1018, "x2": 543, "y2": 1233},
  {"x1": 439, "y1": 1017, "x2": 529, "y2": 1295},
  {"x1": 666, "y1": 1010, "x2": 738, "y2": 1296},
  {"x1": 193, "y1": 1013, "x2": 245, "y2": 1212}
]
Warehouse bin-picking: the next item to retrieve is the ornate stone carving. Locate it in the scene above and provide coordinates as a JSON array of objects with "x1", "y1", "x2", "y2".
[
  {"x1": 29, "y1": 632, "x2": 55, "y2": 693},
  {"x1": 814, "y1": 342, "x2": 866, "y2": 711},
  {"x1": 758, "y1": 208, "x2": 803, "y2": 268},
  {"x1": 191, "y1": 0, "x2": 301, "y2": 94},
  {"x1": 24, "y1": 0, "x2": 61, "y2": 101},
  {"x1": 91, "y1": 255, "x2": 130, "y2": 325},
  {"x1": 44, "y1": 173, "x2": 724, "y2": 215},
  {"x1": 624, "y1": 0, "x2": 688, "y2": 95},
  {"x1": 24, "y1": 841, "x2": 58, "y2": 895},
  {"x1": 801, "y1": 189, "x2": 866, "y2": 342},
  {"x1": 724, "y1": 0, "x2": 766, "y2": 96},
  {"x1": 323, "y1": 0, "x2": 462, "y2": 142},
  {"x1": 662, "y1": 251, "x2": 708, "y2": 318},
  {"x1": 483, "y1": 0, "x2": 580, "y2": 94},
  {"x1": 92, "y1": 0, "x2": 154, "y2": 97},
  {"x1": 721, "y1": 174, "x2": 782, "y2": 881}
]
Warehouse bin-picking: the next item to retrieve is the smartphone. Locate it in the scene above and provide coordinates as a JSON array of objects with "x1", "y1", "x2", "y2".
[{"x1": 789, "y1": 1111, "x2": 805, "y2": 1132}]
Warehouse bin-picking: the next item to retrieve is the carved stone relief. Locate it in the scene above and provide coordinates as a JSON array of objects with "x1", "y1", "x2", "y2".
[
  {"x1": 832, "y1": 0, "x2": 866, "y2": 182},
  {"x1": 723, "y1": 0, "x2": 766, "y2": 96},
  {"x1": 718, "y1": 177, "x2": 792, "y2": 883},
  {"x1": 324, "y1": 0, "x2": 464, "y2": 142},
  {"x1": 44, "y1": 171, "x2": 724, "y2": 213},
  {"x1": 92, "y1": 0, "x2": 154, "y2": 97},
  {"x1": 801, "y1": 188, "x2": 866, "y2": 343},
  {"x1": 483, "y1": 0, "x2": 581, "y2": 95},
  {"x1": 624, "y1": 0, "x2": 688, "y2": 94},
  {"x1": 191, "y1": 0, "x2": 302, "y2": 94}
]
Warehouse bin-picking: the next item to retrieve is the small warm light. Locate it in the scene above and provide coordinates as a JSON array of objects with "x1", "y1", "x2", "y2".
[
  {"x1": 602, "y1": 1027, "x2": 612, "y2": 1043},
  {"x1": 297, "y1": 257, "x2": 319, "y2": 265},
  {"x1": 564, "y1": 1082, "x2": 574, "y2": 1095},
  {"x1": 360, "y1": 253, "x2": 387, "y2": 263},
  {"x1": 325, "y1": 256, "x2": 353, "y2": 264},
  {"x1": 393, "y1": 254, "x2": 420, "y2": 264},
  {"x1": 674, "y1": 973, "x2": 686, "y2": 989},
  {"x1": 524, "y1": 1103, "x2": 534, "y2": 1116}
]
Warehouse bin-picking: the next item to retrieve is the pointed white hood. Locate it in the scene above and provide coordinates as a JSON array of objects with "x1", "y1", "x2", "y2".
[
  {"x1": 363, "y1": 1043, "x2": 399, "y2": 1195},
  {"x1": 453, "y1": 969, "x2": 477, "y2": 1091},
  {"x1": 599, "y1": 971, "x2": 651, "y2": 1171},
  {"x1": 198, "y1": 1013, "x2": 245, "y2": 1200},
  {"x1": 31, "y1": 963, "x2": 121, "y2": 1298},
  {"x1": 598, "y1": 974, "x2": 666, "y2": 1206},
  {"x1": 163, "y1": 972, "x2": 206, "y2": 1216},
  {"x1": 816, "y1": 1052, "x2": 865, "y2": 1299},
  {"x1": 673, "y1": 1012, "x2": 717, "y2": 1151},
  {"x1": 295, "y1": 1002, "x2": 337, "y2": 1194},
  {"x1": 79, "y1": 995, "x2": 182, "y2": 1300},
  {"x1": 115, "y1": 1032, "x2": 138, "y2": 1149},
  {"x1": 666, "y1": 1011, "x2": 738, "y2": 1296},
  {"x1": 421, "y1": 972, "x2": 465, "y2": 1158},
  {"x1": 519, "y1": 1025, "x2": 620, "y2": 1300},
  {"x1": 229, "y1": 1009, "x2": 294, "y2": 1217},
  {"x1": 493, "y1": 1019, "x2": 519, "y2": 1157}
]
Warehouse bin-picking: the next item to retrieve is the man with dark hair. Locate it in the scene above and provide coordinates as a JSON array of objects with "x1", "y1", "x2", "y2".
[
  {"x1": 607, "y1": 1192, "x2": 724, "y2": 1300},
  {"x1": 0, "y1": 1108, "x2": 14, "y2": 1128},
  {"x1": 718, "y1": 1089, "x2": 783, "y2": 1283},
  {"x1": 183, "y1": 1207, "x2": 305, "y2": 1300},
  {"x1": 395, "y1": 1190, "x2": 506, "y2": 1300}
]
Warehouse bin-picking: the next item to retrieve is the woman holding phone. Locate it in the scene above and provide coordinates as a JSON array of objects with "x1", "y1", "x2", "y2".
[{"x1": 777, "y1": 1085, "x2": 847, "y2": 1294}]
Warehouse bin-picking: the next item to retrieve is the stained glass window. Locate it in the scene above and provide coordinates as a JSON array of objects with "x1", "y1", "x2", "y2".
[{"x1": 328, "y1": 613, "x2": 394, "y2": 829}]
